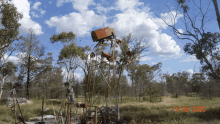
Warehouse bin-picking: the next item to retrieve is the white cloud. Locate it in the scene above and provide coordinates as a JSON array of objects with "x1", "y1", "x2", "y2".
[
  {"x1": 52, "y1": 0, "x2": 182, "y2": 58},
  {"x1": 151, "y1": 62, "x2": 157, "y2": 65},
  {"x1": 187, "y1": 69, "x2": 196, "y2": 80},
  {"x1": 187, "y1": 69, "x2": 194, "y2": 75},
  {"x1": 150, "y1": 33, "x2": 181, "y2": 56},
  {"x1": 47, "y1": 0, "x2": 105, "y2": 37},
  {"x1": 32, "y1": 2, "x2": 41, "y2": 10},
  {"x1": 162, "y1": 67, "x2": 176, "y2": 74},
  {"x1": 96, "y1": 3, "x2": 114, "y2": 14},
  {"x1": 49, "y1": 1, "x2": 52, "y2": 4},
  {"x1": 45, "y1": 10, "x2": 106, "y2": 37},
  {"x1": 56, "y1": 0, "x2": 67, "y2": 7},
  {"x1": 116, "y1": 0, "x2": 144, "y2": 11},
  {"x1": 40, "y1": 9, "x2": 46, "y2": 15},
  {"x1": 179, "y1": 55, "x2": 199, "y2": 62},
  {"x1": 140, "y1": 56, "x2": 151, "y2": 61},
  {"x1": 56, "y1": 0, "x2": 95, "y2": 12},
  {"x1": 62, "y1": 68, "x2": 84, "y2": 82},
  {"x1": 2, "y1": 0, "x2": 44, "y2": 35},
  {"x1": 72, "y1": 0, "x2": 95, "y2": 12},
  {"x1": 1, "y1": 54, "x2": 20, "y2": 65},
  {"x1": 153, "y1": 11, "x2": 183, "y2": 29},
  {"x1": 30, "y1": 12, "x2": 39, "y2": 18},
  {"x1": 31, "y1": 2, "x2": 46, "y2": 17},
  {"x1": 177, "y1": 28, "x2": 183, "y2": 34},
  {"x1": 107, "y1": 3, "x2": 182, "y2": 58}
]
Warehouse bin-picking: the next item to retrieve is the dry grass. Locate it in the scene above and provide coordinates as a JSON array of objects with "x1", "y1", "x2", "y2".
[{"x1": 0, "y1": 96, "x2": 220, "y2": 123}]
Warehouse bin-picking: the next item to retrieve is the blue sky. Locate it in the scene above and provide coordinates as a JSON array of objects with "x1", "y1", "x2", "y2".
[{"x1": 3, "y1": 0, "x2": 220, "y2": 83}]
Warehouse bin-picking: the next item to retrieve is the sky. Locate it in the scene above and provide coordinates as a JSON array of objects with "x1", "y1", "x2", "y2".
[{"x1": 1, "y1": 0, "x2": 220, "y2": 83}]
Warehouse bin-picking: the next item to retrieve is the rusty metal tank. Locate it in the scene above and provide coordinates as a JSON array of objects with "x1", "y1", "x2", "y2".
[{"x1": 91, "y1": 27, "x2": 115, "y2": 42}]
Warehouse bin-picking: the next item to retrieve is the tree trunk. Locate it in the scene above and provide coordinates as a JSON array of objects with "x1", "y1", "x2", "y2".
[
  {"x1": 131, "y1": 75, "x2": 134, "y2": 97},
  {"x1": 26, "y1": 54, "x2": 31, "y2": 100},
  {"x1": 212, "y1": 0, "x2": 220, "y2": 30},
  {"x1": 209, "y1": 85, "x2": 212, "y2": 99},
  {"x1": 121, "y1": 93, "x2": 122, "y2": 103},
  {"x1": 139, "y1": 86, "x2": 141, "y2": 101},
  {"x1": 160, "y1": 92, "x2": 162, "y2": 102},
  {"x1": 176, "y1": 91, "x2": 178, "y2": 98},
  {"x1": 0, "y1": 76, "x2": 6, "y2": 100},
  {"x1": 135, "y1": 85, "x2": 137, "y2": 100}
]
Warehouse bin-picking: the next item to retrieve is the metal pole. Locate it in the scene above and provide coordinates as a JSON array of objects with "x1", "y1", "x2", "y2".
[
  {"x1": 97, "y1": 66, "x2": 111, "y2": 89},
  {"x1": 92, "y1": 55, "x2": 97, "y2": 105},
  {"x1": 112, "y1": 37, "x2": 116, "y2": 90},
  {"x1": 87, "y1": 63, "x2": 90, "y2": 103},
  {"x1": 13, "y1": 89, "x2": 16, "y2": 124},
  {"x1": 117, "y1": 68, "x2": 125, "y2": 121},
  {"x1": 41, "y1": 96, "x2": 44, "y2": 122},
  {"x1": 106, "y1": 40, "x2": 112, "y2": 106},
  {"x1": 68, "y1": 103, "x2": 71, "y2": 124},
  {"x1": 95, "y1": 107, "x2": 97, "y2": 124},
  {"x1": 89, "y1": 59, "x2": 93, "y2": 107},
  {"x1": 107, "y1": 61, "x2": 110, "y2": 106}
]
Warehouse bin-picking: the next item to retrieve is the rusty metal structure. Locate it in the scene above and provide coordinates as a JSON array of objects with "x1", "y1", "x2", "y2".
[
  {"x1": 5, "y1": 27, "x2": 132, "y2": 124},
  {"x1": 7, "y1": 88, "x2": 25, "y2": 124},
  {"x1": 6, "y1": 27, "x2": 130, "y2": 124},
  {"x1": 62, "y1": 27, "x2": 131, "y2": 124}
]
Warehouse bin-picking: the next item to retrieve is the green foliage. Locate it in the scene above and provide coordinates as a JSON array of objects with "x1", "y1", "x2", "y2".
[
  {"x1": 0, "y1": 0, "x2": 23, "y2": 49},
  {"x1": 50, "y1": 31, "x2": 76, "y2": 43},
  {"x1": 59, "y1": 44, "x2": 88, "y2": 61},
  {"x1": 0, "y1": 61, "x2": 17, "y2": 77},
  {"x1": 15, "y1": 29, "x2": 46, "y2": 99}
]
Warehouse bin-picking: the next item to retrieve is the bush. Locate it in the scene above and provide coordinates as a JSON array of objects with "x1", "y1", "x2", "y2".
[
  {"x1": 0, "y1": 99, "x2": 7, "y2": 105},
  {"x1": 171, "y1": 93, "x2": 178, "y2": 98}
]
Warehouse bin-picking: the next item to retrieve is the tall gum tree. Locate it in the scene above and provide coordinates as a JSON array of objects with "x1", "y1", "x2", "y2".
[
  {"x1": 16, "y1": 29, "x2": 45, "y2": 100},
  {"x1": 0, "y1": 0, "x2": 23, "y2": 99},
  {"x1": 155, "y1": 0, "x2": 220, "y2": 80},
  {"x1": 50, "y1": 32, "x2": 89, "y2": 83}
]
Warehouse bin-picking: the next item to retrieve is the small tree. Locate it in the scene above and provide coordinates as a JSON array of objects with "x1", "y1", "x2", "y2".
[{"x1": 0, "y1": 61, "x2": 17, "y2": 99}]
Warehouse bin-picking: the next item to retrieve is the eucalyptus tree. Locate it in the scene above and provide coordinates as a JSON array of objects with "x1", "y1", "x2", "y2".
[
  {"x1": 179, "y1": 71, "x2": 190, "y2": 96},
  {"x1": 50, "y1": 32, "x2": 89, "y2": 83},
  {"x1": 126, "y1": 60, "x2": 139, "y2": 97},
  {"x1": 204, "y1": 75, "x2": 220, "y2": 99},
  {"x1": 16, "y1": 29, "x2": 45, "y2": 100},
  {"x1": 0, "y1": 0, "x2": 23, "y2": 51},
  {"x1": 156, "y1": 0, "x2": 220, "y2": 80},
  {"x1": 134, "y1": 62, "x2": 162, "y2": 102},
  {"x1": 114, "y1": 33, "x2": 150, "y2": 101},
  {"x1": 163, "y1": 73, "x2": 174, "y2": 95},
  {"x1": 0, "y1": 0, "x2": 23, "y2": 99},
  {"x1": 31, "y1": 52, "x2": 56, "y2": 98}
]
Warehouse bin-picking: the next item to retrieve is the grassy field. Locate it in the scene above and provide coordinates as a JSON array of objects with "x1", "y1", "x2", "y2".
[{"x1": 0, "y1": 95, "x2": 220, "y2": 124}]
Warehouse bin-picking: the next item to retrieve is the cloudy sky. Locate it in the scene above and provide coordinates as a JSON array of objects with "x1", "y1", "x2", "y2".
[{"x1": 2, "y1": 0, "x2": 220, "y2": 82}]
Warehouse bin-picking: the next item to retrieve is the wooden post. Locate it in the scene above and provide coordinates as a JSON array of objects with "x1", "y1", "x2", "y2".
[
  {"x1": 16, "y1": 99, "x2": 25, "y2": 123},
  {"x1": 68, "y1": 103, "x2": 71, "y2": 124}
]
